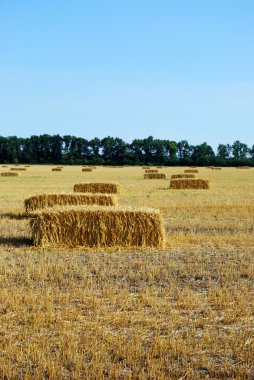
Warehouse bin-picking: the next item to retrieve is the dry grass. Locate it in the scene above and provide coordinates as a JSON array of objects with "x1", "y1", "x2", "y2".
[
  {"x1": 170, "y1": 179, "x2": 210, "y2": 189},
  {"x1": 74, "y1": 182, "x2": 122, "y2": 194},
  {"x1": 1, "y1": 172, "x2": 19, "y2": 176},
  {"x1": 144, "y1": 173, "x2": 167, "y2": 179},
  {"x1": 0, "y1": 166, "x2": 254, "y2": 378},
  {"x1": 30, "y1": 205, "x2": 165, "y2": 249},
  {"x1": 184, "y1": 169, "x2": 199, "y2": 173},
  {"x1": 24, "y1": 193, "x2": 117, "y2": 213},
  {"x1": 171, "y1": 174, "x2": 196, "y2": 179}
]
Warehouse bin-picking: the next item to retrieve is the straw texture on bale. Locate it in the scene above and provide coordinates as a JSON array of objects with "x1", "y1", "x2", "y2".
[
  {"x1": 170, "y1": 179, "x2": 210, "y2": 189},
  {"x1": 82, "y1": 168, "x2": 93, "y2": 172},
  {"x1": 24, "y1": 193, "x2": 117, "y2": 213},
  {"x1": 52, "y1": 168, "x2": 62, "y2": 171},
  {"x1": 184, "y1": 169, "x2": 199, "y2": 173},
  {"x1": 74, "y1": 182, "x2": 122, "y2": 194},
  {"x1": 144, "y1": 173, "x2": 167, "y2": 179},
  {"x1": 1, "y1": 172, "x2": 19, "y2": 176},
  {"x1": 10, "y1": 167, "x2": 26, "y2": 171},
  {"x1": 30, "y1": 205, "x2": 165, "y2": 248},
  {"x1": 145, "y1": 169, "x2": 159, "y2": 173},
  {"x1": 171, "y1": 174, "x2": 196, "y2": 179}
]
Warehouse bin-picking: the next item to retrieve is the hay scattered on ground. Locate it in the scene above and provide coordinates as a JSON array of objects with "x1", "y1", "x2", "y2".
[
  {"x1": 171, "y1": 174, "x2": 196, "y2": 179},
  {"x1": 170, "y1": 179, "x2": 210, "y2": 189},
  {"x1": 30, "y1": 205, "x2": 165, "y2": 248},
  {"x1": 74, "y1": 182, "x2": 122, "y2": 194},
  {"x1": 24, "y1": 193, "x2": 117, "y2": 213},
  {"x1": 144, "y1": 173, "x2": 167, "y2": 179}
]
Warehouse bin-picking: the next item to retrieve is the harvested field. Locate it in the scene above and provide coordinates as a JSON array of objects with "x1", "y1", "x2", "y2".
[
  {"x1": 0, "y1": 166, "x2": 254, "y2": 379},
  {"x1": 24, "y1": 193, "x2": 117, "y2": 212},
  {"x1": 74, "y1": 182, "x2": 122, "y2": 194},
  {"x1": 30, "y1": 205, "x2": 165, "y2": 248},
  {"x1": 144, "y1": 173, "x2": 166, "y2": 179},
  {"x1": 170, "y1": 178, "x2": 210, "y2": 189}
]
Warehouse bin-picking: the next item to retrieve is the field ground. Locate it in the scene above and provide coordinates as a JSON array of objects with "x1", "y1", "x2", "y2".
[{"x1": 0, "y1": 165, "x2": 254, "y2": 379}]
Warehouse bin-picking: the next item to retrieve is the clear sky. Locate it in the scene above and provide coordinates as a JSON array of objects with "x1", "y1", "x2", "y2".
[{"x1": 1, "y1": 0, "x2": 254, "y2": 149}]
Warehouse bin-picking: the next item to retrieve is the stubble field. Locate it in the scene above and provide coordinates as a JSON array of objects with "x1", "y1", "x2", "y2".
[{"x1": 0, "y1": 165, "x2": 254, "y2": 379}]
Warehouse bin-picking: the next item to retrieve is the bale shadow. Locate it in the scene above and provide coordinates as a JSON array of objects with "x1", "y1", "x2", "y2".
[
  {"x1": 0, "y1": 212, "x2": 27, "y2": 220},
  {"x1": 0, "y1": 236, "x2": 32, "y2": 247}
]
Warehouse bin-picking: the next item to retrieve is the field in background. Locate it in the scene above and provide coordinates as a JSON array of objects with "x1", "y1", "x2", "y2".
[{"x1": 0, "y1": 166, "x2": 254, "y2": 379}]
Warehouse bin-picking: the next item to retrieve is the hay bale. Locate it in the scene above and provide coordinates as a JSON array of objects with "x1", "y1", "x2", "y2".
[
  {"x1": 74, "y1": 182, "x2": 122, "y2": 194},
  {"x1": 1, "y1": 172, "x2": 19, "y2": 177},
  {"x1": 52, "y1": 168, "x2": 62, "y2": 171},
  {"x1": 82, "y1": 168, "x2": 93, "y2": 172},
  {"x1": 236, "y1": 166, "x2": 250, "y2": 169},
  {"x1": 30, "y1": 206, "x2": 165, "y2": 248},
  {"x1": 145, "y1": 169, "x2": 159, "y2": 173},
  {"x1": 212, "y1": 167, "x2": 222, "y2": 170},
  {"x1": 24, "y1": 193, "x2": 117, "y2": 213},
  {"x1": 1, "y1": 165, "x2": 8, "y2": 168},
  {"x1": 171, "y1": 174, "x2": 196, "y2": 179},
  {"x1": 184, "y1": 169, "x2": 199, "y2": 173},
  {"x1": 10, "y1": 167, "x2": 26, "y2": 171},
  {"x1": 144, "y1": 173, "x2": 167, "y2": 179},
  {"x1": 170, "y1": 179, "x2": 210, "y2": 189},
  {"x1": 142, "y1": 166, "x2": 151, "y2": 169}
]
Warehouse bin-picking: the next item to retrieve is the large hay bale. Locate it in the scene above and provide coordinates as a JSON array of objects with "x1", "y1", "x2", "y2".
[
  {"x1": 10, "y1": 167, "x2": 26, "y2": 171},
  {"x1": 24, "y1": 193, "x2": 117, "y2": 213},
  {"x1": 52, "y1": 168, "x2": 62, "y2": 171},
  {"x1": 1, "y1": 172, "x2": 19, "y2": 177},
  {"x1": 82, "y1": 168, "x2": 93, "y2": 172},
  {"x1": 171, "y1": 174, "x2": 196, "y2": 179},
  {"x1": 144, "y1": 173, "x2": 167, "y2": 179},
  {"x1": 145, "y1": 169, "x2": 159, "y2": 173},
  {"x1": 74, "y1": 182, "x2": 122, "y2": 194},
  {"x1": 184, "y1": 169, "x2": 199, "y2": 173},
  {"x1": 170, "y1": 179, "x2": 210, "y2": 189},
  {"x1": 30, "y1": 206, "x2": 165, "y2": 248}
]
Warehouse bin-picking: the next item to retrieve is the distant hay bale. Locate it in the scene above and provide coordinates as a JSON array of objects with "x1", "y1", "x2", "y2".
[
  {"x1": 1, "y1": 172, "x2": 19, "y2": 176},
  {"x1": 1, "y1": 165, "x2": 8, "y2": 168},
  {"x1": 184, "y1": 169, "x2": 199, "y2": 173},
  {"x1": 52, "y1": 168, "x2": 62, "y2": 171},
  {"x1": 145, "y1": 169, "x2": 159, "y2": 173},
  {"x1": 144, "y1": 173, "x2": 167, "y2": 179},
  {"x1": 142, "y1": 166, "x2": 151, "y2": 169},
  {"x1": 74, "y1": 182, "x2": 122, "y2": 194},
  {"x1": 82, "y1": 168, "x2": 93, "y2": 172},
  {"x1": 236, "y1": 166, "x2": 250, "y2": 169},
  {"x1": 156, "y1": 166, "x2": 162, "y2": 168},
  {"x1": 171, "y1": 174, "x2": 196, "y2": 179},
  {"x1": 170, "y1": 179, "x2": 210, "y2": 189},
  {"x1": 30, "y1": 206, "x2": 165, "y2": 249},
  {"x1": 10, "y1": 167, "x2": 26, "y2": 171},
  {"x1": 212, "y1": 167, "x2": 222, "y2": 170},
  {"x1": 24, "y1": 165, "x2": 30, "y2": 167},
  {"x1": 24, "y1": 193, "x2": 117, "y2": 213},
  {"x1": 189, "y1": 166, "x2": 197, "y2": 168}
]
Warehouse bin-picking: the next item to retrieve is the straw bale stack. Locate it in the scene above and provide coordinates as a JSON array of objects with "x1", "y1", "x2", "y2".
[
  {"x1": 1, "y1": 172, "x2": 19, "y2": 177},
  {"x1": 24, "y1": 193, "x2": 117, "y2": 213},
  {"x1": 170, "y1": 179, "x2": 210, "y2": 189},
  {"x1": 184, "y1": 169, "x2": 199, "y2": 173},
  {"x1": 171, "y1": 174, "x2": 196, "y2": 179},
  {"x1": 74, "y1": 182, "x2": 122, "y2": 194},
  {"x1": 30, "y1": 205, "x2": 165, "y2": 248},
  {"x1": 144, "y1": 173, "x2": 166, "y2": 179}
]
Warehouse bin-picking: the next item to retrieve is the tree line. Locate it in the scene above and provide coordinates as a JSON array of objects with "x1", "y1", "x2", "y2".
[{"x1": 0, "y1": 134, "x2": 253, "y2": 166}]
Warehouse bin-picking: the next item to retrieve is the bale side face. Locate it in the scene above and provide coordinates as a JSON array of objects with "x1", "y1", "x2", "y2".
[
  {"x1": 170, "y1": 179, "x2": 210, "y2": 189},
  {"x1": 1, "y1": 172, "x2": 19, "y2": 176},
  {"x1": 31, "y1": 206, "x2": 165, "y2": 249},
  {"x1": 171, "y1": 174, "x2": 196, "y2": 179},
  {"x1": 74, "y1": 183, "x2": 122, "y2": 194},
  {"x1": 24, "y1": 193, "x2": 117, "y2": 213},
  {"x1": 144, "y1": 173, "x2": 166, "y2": 179},
  {"x1": 184, "y1": 169, "x2": 199, "y2": 173}
]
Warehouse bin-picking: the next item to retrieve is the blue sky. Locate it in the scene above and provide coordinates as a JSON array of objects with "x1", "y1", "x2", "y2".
[{"x1": 1, "y1": 0, "x2": 254, "y2": 149}]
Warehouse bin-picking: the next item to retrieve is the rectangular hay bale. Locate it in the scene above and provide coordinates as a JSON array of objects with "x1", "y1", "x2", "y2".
[
  {"x1": 170, "y1": 179, "x2": 210, "y2": 189},
  {"x1": 171, "y1": 174, "x2": 196, "y2": 179},
  {"x1": 74, "y1": 182, "x2": 122, "y2": 194},
  {"x1": 144, "y1": 173, "x2": 166, "y2": 179},
  {"x1": 82, "y1": 168, "x2": 93, "y2": 172},
  {"x1": 1, "y1": 172, "x2": 19, "y2": 176},
  {"x1": 184, "y1": 169, "x2": 199, "y2": 173},
  {"x1": 24, "y1": 193, "x2": 117, "y2": 213},
  {"x1": 30, "y1": 206, "x2": 165, "y2": 248},
  {"x1": 145, "y1": 169, "x2": 159, "y2": 173}
]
